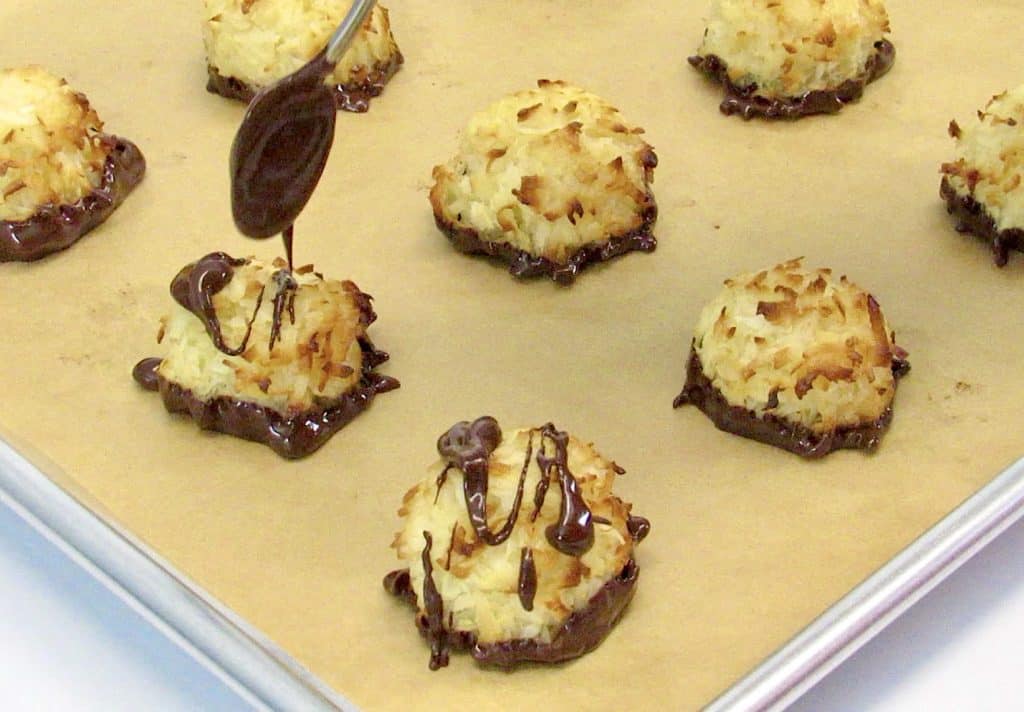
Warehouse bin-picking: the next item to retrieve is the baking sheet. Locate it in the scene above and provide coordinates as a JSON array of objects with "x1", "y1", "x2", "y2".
[{"x1": 2, "y1": 1, "x2": 1023, "y2": 709}]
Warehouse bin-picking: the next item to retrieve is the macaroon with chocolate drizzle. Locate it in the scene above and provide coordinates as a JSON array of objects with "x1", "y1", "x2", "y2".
[
  {"x1": 132, "y1": 0, "x2": 397, "y2": 457},
  {"x1": 132, "y1": 253, "x2": 397, "y2": 458},
  {"x1": 386, "y1": 416, "x2": 649, "y2": 669}
]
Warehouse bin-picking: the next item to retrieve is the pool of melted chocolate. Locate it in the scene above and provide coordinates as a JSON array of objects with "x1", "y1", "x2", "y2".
[
  {"x1": 0, "y1": 137, "x2": 145, "y2": 262},
  {"x1": 206, "y1": 51, "x2": 404, "y2": 113},
  {"x1": 940, "y1": 177, "x2": 1024, "y2": 267},
  {"x1": 688, "y1": 39, "x2": 895, "y2": 120},
  {"x1": 673, "y1": 346, "x2": 910, "y2": 458},
  {"x1": 436, "y1": 203, "x2": 657, "y2": 285}
]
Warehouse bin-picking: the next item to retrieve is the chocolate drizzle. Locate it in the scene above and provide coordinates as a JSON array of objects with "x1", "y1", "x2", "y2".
[
  {"x1": 206, "y1": 51, "x2": 404, "y2": 113},
  {"x1": 517, "y1": 548, "x2": 537, "y2": 612},
  {"x1": 673, "y1": 345, "x2": 909, "y2": 458},
  {"x1": 436, "y1": 203, "x2": 658, "y2": 285},
  {"x1": 135, "y1": 271, "x2": 398, "y2": 458},
  {"x1": 536, "y1": 425, "x2": 594, "y2": 557},
  {"x1": 437, "y1": 418, "x2": 595, "y2": 557},
  {"x1": 420, "y1": 532, "x2": 449, "y2": 670},
  {"x1": 688, "y1": 39, "x2": 895, "y2": 120},
  {"x1": 0, "y1": 137, "x2": 145, "y2": 262},
  {"x1": 170, "y1": 252, "x2": 254, "y2": 355},
  {"x1": 940, "y1": 176, "x2": 1024, "y2": 267}
]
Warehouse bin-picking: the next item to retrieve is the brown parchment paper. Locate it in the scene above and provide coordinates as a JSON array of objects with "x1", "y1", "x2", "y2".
[{"x1": 2, "y1": 1, "x2": 1023, "y2": 708}]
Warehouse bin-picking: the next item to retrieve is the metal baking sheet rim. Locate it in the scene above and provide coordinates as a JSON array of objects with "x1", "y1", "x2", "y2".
[{"x1": 0, "y1": 431, "x2": 1021, "y2": 712}]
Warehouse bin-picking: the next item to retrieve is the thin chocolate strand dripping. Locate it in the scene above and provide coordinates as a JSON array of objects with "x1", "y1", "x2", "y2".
[
  {"x1": 421, "y1": 531, "x2": 449, "y2": 670},
  {"x1": 517, "y1": 547, "x2": 537, "y2": 612},
  {"x1": 268, "y1": 270, "x2": 298, "y2": 351}
]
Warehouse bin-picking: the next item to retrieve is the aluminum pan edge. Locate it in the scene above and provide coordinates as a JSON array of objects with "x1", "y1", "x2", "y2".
[
  {"x1": 0, "y1": 436, "x2": 355, "y2": 712},
  {"x1": 707, "y1": 456, "x2": 1024, "y2": 712}
]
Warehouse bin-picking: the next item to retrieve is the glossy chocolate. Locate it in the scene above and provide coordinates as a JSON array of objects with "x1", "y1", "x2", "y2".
[
  {"x1": 131, "y1": 357, "x2": 162, "y2": 392},
  {"x1": 626, "y1": 514, "x2": 651, "y2": 543},
  {"x1": 688, "y1": 39, "x2": 895, "y2": 120},
  {"x1": 436, "y1": 418, "x2": 595, "y2": 556},
  {"x1": 170, "y1": 252, "x2": 254, "y2": 356},
  {"x1": 536, "y1": 424, "x2": 594, "y2": 557},
  {"x1": 436, "y1": 203, "x2": 657, "y2": 285},
  {"x1": 420, "y1": 532, "x2": 449, "y2": 670},
  {"x1": 0, "y1": 137, "x2": 145, "y2": 262},
  {"x1": 230, "y1": 50, "x2": 338, "y2": 240},
  {"x1": 517, "y1": 548, "x2": 537, "y2": 612},
  {"x1": 148, "y1": 337, "x2": 397, "y2": 459},
  {"x1": 384, "y1": 558, "x2": 641, "y2": 668},
  {"x1": 673, "y1": 346, "x2": 909, "y2": 458},
  {"x1": 940, "y1": 176, "x2": 1024, "y2": 267},
  {"x1": 206, "y1": 50, "x2": 403, "y2": 113}
]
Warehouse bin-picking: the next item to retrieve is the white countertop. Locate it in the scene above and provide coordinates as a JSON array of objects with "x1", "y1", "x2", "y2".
[{"x1": 0, "y1": 495, "x2": 1021, "y2": 711}]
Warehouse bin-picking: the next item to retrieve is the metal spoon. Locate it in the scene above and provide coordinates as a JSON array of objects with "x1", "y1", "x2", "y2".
[{"x1": 229, "y1": 0, "x2": 376, "y2": 245}]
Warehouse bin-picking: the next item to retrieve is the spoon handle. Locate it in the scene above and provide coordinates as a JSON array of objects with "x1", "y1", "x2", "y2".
[{"x1": 325, "y1": 0, "x2": 377, "y2": 65}]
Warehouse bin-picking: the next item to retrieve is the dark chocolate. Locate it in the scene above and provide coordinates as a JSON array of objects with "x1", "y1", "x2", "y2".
[
  {"x1": 517, "y1": 548, "x2": 538, "y2": 612},
  {"x1": 148, "y1": 336, "x2": 397, "y2": 459},
  {"x1": 0, "y1": 137, "x2": 145, "y2": 262},
  {"x1": 420, "y1": 531, "x2": 449, "y2": 670},
  {"x1": 436, "y1": 202, "x2": 657, "y2": 285},
  {"x1": 626, "y1": 514, "x2": 651, "y2": 543},
  {"x1": 230, "y1": 50, "x2": 338, "y2": 240},
  {"x1": 940, "y1": 176, "x2": 1024, "y2": 267},
  {"x1": 206, "y1": 50, "x2": 403, "y2": 113},
  {"x1": 673, "y1": 345, "x2": 909, "y2": 458},
  {"x1": 131, "y1": 357, "x2": 162, "y2": 392},
  {"x1": 436, "y1": 419, "x2": 595, "y2": 557},
  {"x1": 536, "y1": 425, "x2": 594, "y2": 557},
  {"x1": 688, "y1": 39, "x2": 895, "y2": 120},
  {"x1": 383, "y1": 558, "x2": 641, "y2": 668}
]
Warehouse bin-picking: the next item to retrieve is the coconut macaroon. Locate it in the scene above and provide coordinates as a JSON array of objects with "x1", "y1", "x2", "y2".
[
  {"x1": 429, "y1": 79, "x2": 658, "y2": 284},
  {"x1": 688, "y1": 0, "x2": 895, "y2": 119},
  {"x1": 385, "y1": 416, "x2": 649, "y2": 669},
  {"x1": 132, "y1": 253, "x2": 398, "y2": 458},
  {"x1": 941, "y1": 85, "x2": 1024, "y2": 267},
  {"x1": 202, "y1": 0, "x2": 403, "y2": 112},
  {"x1": 673, "y1": 259, "x2": 909, "y2": 458},
  {"x1": 0, "y1": 66, "x2": 145, "y2": 262}
]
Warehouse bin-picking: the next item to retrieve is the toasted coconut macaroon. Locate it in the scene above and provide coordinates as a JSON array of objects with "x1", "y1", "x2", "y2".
[
  {"x1": 0, "y1": 66, "x2": 145, "y2": 262},
  {"x1": 132, "y1": 253, "x2": 398, "y2": 458},
  {"x1": 673, "y1": 259, "x2": 909, "y2": 458},
  {"x1": 429, "y1": 79, "x2": 658, "y2": 284},
  {"x1": 940, "y1": 86, "x2": 1024, "y2": 267},
  {"x1": 202, "y1": 0, "x2": 403, "y2": 112},
  {"x1": 688, "y1": 0, "x2": 895, "y2": 120},
  {"x1": 385, "y1": 416, "x2": 649, "y2": 669}
]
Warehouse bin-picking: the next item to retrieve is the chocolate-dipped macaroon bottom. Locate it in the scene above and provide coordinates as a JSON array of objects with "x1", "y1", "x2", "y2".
[
  {"x1": 384, "y1": 558, "x2": 639, "y2": 668},
  {"x1": 134, "y1": 338, "x2": 398, "y2": 459},
  {"x1": 0, "y1": 137, "x2": 146, "y2": 262},
  {"x1": 436, "y1": 204, "x2": 657, "y2": 285},
  {"x1": 940, "y1": 177, "x2": 1024, "y2": 267},
  {"x1": 688, "y1": 39, "x2": 895, "y2": 120},
  {"x1": 673, "y1": 346, "x2": 909, "y2": 459},
  {"x1": 206, "y1": 52, "x2": 404, "y2": 113}
]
